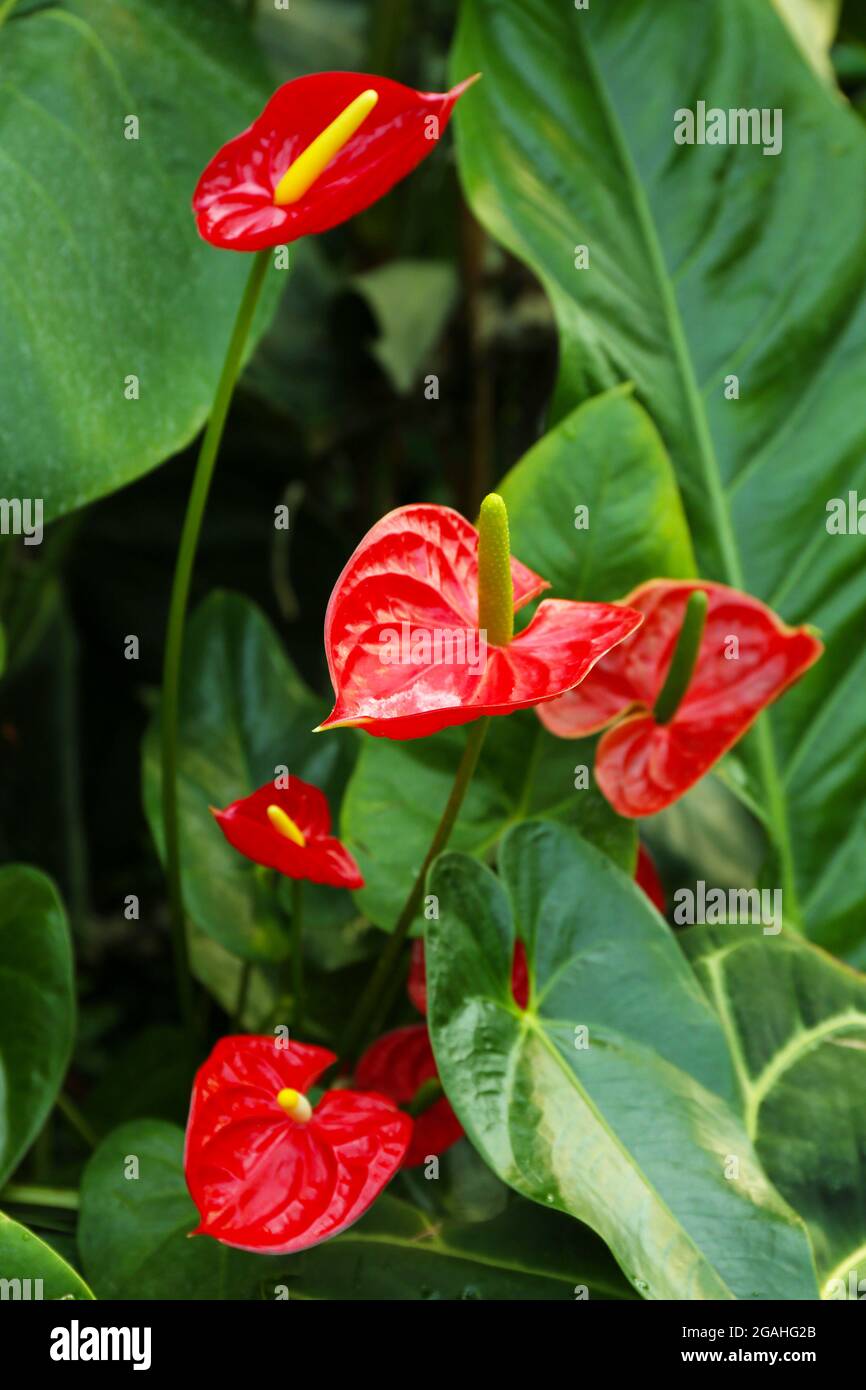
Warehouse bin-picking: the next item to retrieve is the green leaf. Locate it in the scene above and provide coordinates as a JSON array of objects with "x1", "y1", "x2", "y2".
[
  {"x1": 771, "y1": 0, "x2": 842, "y2": 82},
  {"x1": 452, "y1": 0, "x2": 866, "y2": 956},
  {"x1": 683, "y1": 924, "x2": 866, "y2": 1298},
  {"x1": 426, "y1": 820, "x2": 818, "y2": 1299},
  {"x1": 1, "y1": 0, "x2": 281, "y2": 518},
  {"x1": 352, "y1": 260, "x2": 460, "y2": 395},
  {"x1": 78, "y1": 1118, "x2": 632, "y2": 1300},
  {"x1": 142, "y1": 591, "x2": 354, "y2": 962},
  {"x1": 0, "y1": 866, "x2": 74, "y2": 1186},
  {"x1": 0, "y1": 1212, "x2": 93, "y2": 1300},
  {"x1": 500, "y1": 387, "x2": 695, "y2": 602},
  {"x1": 341, "y1": 711, "x2": 635, "y2": 933}
]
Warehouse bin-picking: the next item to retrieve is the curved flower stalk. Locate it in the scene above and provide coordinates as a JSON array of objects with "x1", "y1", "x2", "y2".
[
  {"x1": 538, "y1": 580, "x2": 823, "y2": 818},
  {"x1": 184, "y1": 1037, "x2": 410, "y2": 1254},
  {"x1": 161, "y1": 70, "x2": 477, "y2": 1035}
]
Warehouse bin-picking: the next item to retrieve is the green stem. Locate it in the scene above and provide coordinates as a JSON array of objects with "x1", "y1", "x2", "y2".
[
  {"x1": 0, "y1": 1184, "x2": 79, "y2": 1212},
  {"x1": 160, "y1": 248, "x2": 270, "y2": 1036},
  {"x1": 232, "y1": 960, "x2": 252, "y2": 1032},
  {"x1": 56, "y1": 1092, "x2": 98, "y2": 1150},
  {"x1": 291, "y1": 879, "x2": 304, "y2": 1036},
  {"x1": 340, "y1": 716, "x2": 491, "y2": 1065}
]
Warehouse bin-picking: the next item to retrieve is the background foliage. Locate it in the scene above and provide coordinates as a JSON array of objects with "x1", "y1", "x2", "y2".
[{"x1": 1, "y1": 0, "x2": 864, "y2": 1302}]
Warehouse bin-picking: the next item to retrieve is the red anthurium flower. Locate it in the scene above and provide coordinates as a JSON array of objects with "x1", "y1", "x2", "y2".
[
  {"x1": 211, "y1": 775, "x2": 363, "y2": 889},
  {"x1": 408, "y1": 937, "x2": 529, "y2": 1015},
  {"x1": 538, "y1": 580, "x2": 823, "y2": 818},
  {"x1": 194, "y1": 71, "x2": 478, "y2": 252},
  {"x1": 185, "y1": 1037, "x2": 410, "y2": 1253},
  {"x1": 636, "y1": 843, "x2": 665, "y2": 914},
  {"x1": 317, "y1": 499, "x2": 644, "y2": 739},
  {"x1": 355, "y1": 1024, "x2": 462, "y2": 1169}
]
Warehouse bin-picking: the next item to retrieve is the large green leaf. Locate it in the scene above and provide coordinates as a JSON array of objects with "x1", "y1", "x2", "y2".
[
  {"x1": 683, "y1": 924, "x2": 866, "y2": 1297},
  {"x1": 342, "y1": 712, "x2": 635, "y2": 933},
  {"x1": 0, "y1": 866, "x2": 74, "y2": 1186},
  {"x1": 426, "y1": 821, "x2": 818, "y2": 1299},
  {"x1": 0, "y1": 0, "x2": 280, "y2": 518},
  {"x1": 143, "y1": 591, "x2": 355, "y2": 962},
  {"x1": 452, "y1": 0, "x2": 866, "y2": 957},
  {"x1": 0, "y1": 1212, "x2": 93, "y2": 1300},
  {"x1": 78, "y1": 1118, "x2": 632, "y2": 1299},
  {"x1": 500, "y1": 387, "x2": 695, "y2": 603}
]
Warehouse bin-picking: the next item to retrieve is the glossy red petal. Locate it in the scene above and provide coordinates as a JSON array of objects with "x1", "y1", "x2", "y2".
[
  {"x1": 636, "y1": 843, "x2": 665, "y2": 914},
  {"x1": 592, "y1": 582, "x2": 823, "y2": 816},
  {"x1": 408, "y1": 938, "x2": 529, "y2": 1014},
  {"x1": 212, "y1": 776, "x2": 364, "y2": 889},
  {"x1": 355, "y1": 1025, "x2": 462, "y2": 1168},
  {"x1": 194, "y1": 73, "x2": 477, "y2": 252},
  {"x1": 184, "y1": 1036, "x2": 409, "y2": 1254},
  {"x1": 320, "y1": 503, "x2": 642, "y2": 738}
]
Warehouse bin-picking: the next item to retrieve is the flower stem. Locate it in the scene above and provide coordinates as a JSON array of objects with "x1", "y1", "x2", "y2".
[
  {"x1": 0, "y1": 1184, "x2": 79, "y2": 1211},
  {"x1": 340, "y1": 716, "x2": 491, "y2": 1065},
  {"x1": 56, "y1": 1092, "x2": 98, "y2": 1150},
  {"x1": 160, "y1": 248, "x2": 271, "y2": 1037},
  {"x1": 291, "y1": 879, "x2": 305, "y2": 1036}
]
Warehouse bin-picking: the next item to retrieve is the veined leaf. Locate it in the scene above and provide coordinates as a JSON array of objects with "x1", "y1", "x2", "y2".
[
  {"x1": 0, "y1": 0, "x2": 281, "y2": 517},
  {"x1": 500, "y1": 387, "x2": 695, "y2": 603},
  {"x1": 426, "y1": 821, "x2": 818, "y2": 1300},
  {"x1": 0, "y1": 866, "x2": 74, "y2": 1186},
  {"x1": 683, "y1": 924, "x2": 866, "y2": 1298},
  {"x1": 452, "y1": 0, "x2": 866, "y2": 957},
  {"x1": 341, "y1": 711, "x2": 635, "y2": 934},
  {"x1": 78, "y1": 1118, "x2": 632, "y2": 1300}
]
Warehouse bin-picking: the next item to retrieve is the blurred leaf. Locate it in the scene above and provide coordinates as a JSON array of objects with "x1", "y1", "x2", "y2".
[
  {"x1": 342, "y1": 711, "x2": 635, "y2": 933},
  {"x1": 78, "y1": 1118, "x2": 632, "y2": 1299},
  {"x1": 500, "y1": 386, "x2": 695, "y2": 602},
  {"x1": 84, "y1": 1025, "x2": 196, "y2": 1132},
  {"x1": 427, "y1": 821, "x2": 818, "y2": 1299},
  {"x1": 255, "y1": 0, "x2": 366, "y2": 82},
  {"x1": 453, "y1": 0, "x2": 866, "y2": 958},
  {"x1": 0, "y1": 866, "x2": 74, "y2": 1186},
  {"x1": 352, "y1": 260, "x2": 459, "y2": 394},
  {"x1": 771, "y1": 0, "x2": 842, "y2": 82},
  {"x1": 1, "y1": 0, "x2": 281, "y2": 517},
  {"x1": 684, "y1": 924, "x2": 866, "y2": 1296},
  {"x1": 142, "y1": 590, "x2": 355, "y2": 962},
  {"x1": 0, "y1": 1213, "x2": 93, "y2": 1300}
]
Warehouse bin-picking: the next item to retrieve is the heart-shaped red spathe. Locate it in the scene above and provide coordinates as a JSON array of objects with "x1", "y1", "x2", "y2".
[
  {"x1": 318, "y1": 504, "x2": 644, "y2": 739},
  {"x1": 355, "y1": 1024, "x2": 462, "y2": 1169},
  {"x1": 408, "y1": 937, "x2": 529, "y2": 1015},
  {"x1": 193, "y1": 72, "x2": 477, "y2": 252},
  {"x1": 538, "y1": 580, "x2": 823, "y2": 817},
  {"x1": 184, "y1": 1037, "x2": 410, "y2": 1254},
  {"x1": 212, "y1": 775, "x2": 363, "y2": 889}
]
